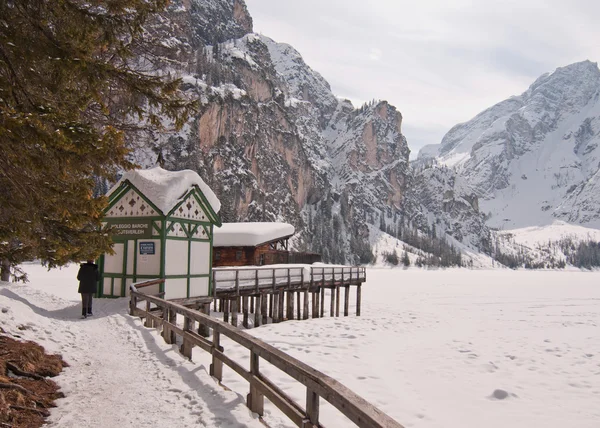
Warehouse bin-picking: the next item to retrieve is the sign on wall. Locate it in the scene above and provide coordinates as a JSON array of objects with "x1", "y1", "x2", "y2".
[
  {"x1": 105, "y1": 219, "x2": 153, "y2": 239},
  {"x1": 139, "y1": 242, "x2": 155, "y2": 255}
]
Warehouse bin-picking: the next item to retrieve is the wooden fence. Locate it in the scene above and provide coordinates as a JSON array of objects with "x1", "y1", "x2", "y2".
[{"x1": 130, "y1": 279, "x2": 403, "y2": 428}]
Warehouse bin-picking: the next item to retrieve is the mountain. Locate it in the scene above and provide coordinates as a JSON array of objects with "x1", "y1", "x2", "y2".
[
  {"x1": 126, "y1": 0, "x2": 491, "y2": 264},
  {"x1": 420, "y1": 60, "x2": 600, "y2": 230}
]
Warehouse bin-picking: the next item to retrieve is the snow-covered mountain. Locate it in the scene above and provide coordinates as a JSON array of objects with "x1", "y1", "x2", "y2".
[
  {"x1": 128, "y1": 0, "x2": 491, "y2": 264},
  {"x1": 420, "y1": 60, "x2": 600, "y2": 230}
]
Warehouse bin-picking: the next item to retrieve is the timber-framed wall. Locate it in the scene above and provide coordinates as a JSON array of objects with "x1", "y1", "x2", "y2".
[{"x1": 99, "y1": 173, "x2": 221, "y2": 300}]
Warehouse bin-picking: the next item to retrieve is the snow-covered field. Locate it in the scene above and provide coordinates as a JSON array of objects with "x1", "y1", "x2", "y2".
[{"x1": 2, "y1": 264, "x2": 599, "y2": 427}]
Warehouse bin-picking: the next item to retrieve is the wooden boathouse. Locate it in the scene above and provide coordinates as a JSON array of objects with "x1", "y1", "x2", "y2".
[{"x1": 212, "y1": 222, "x2": 321, "y2": 266}]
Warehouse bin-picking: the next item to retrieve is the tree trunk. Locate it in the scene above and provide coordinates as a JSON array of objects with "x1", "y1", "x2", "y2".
[{"x1": 0, "y1": 259, "x2": 10, "y2": 282}]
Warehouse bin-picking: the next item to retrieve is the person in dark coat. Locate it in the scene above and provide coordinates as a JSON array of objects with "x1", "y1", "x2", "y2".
[{"x1": 77, "y1": 260, "x2": 99, "y2": 318}]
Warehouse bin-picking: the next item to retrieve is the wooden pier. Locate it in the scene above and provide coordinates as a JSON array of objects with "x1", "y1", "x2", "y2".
[{"x1": 212, "y1": 265, "x2": 366, "y2": 328}]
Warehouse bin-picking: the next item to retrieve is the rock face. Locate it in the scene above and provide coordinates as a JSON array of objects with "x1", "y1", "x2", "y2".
[
  {"x1": 134, "y1": 0, "x2": 490, "y2": 262},
  {"x1": 421, "y1": 61, "x2": 600, "y2": 229}
]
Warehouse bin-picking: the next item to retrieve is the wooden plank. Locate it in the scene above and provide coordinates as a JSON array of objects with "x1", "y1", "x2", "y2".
[{"x1": 183, "y1": 330, "x2": 213, "y2": 354}]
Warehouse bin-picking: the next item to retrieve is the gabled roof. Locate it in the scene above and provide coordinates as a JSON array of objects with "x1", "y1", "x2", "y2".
[
  {"x1": 107, "y1": 167, "x2": 221, "y2": 216},
  {"x1": 213, "y1": 222, "x2": 295, "y2": 247}
]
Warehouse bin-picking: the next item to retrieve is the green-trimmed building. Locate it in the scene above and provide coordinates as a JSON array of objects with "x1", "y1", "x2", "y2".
[{"x1": 99, "y1": 167, "x2": 221, "y2": 299}]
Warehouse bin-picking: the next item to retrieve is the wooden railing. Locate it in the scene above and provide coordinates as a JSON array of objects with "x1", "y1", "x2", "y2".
[
  {"x1": 129, "y1": 279, "x2": 403, "y2": 428},
  {"x1": 212, "y1": 265, "x2": 366, "y2": 292}
]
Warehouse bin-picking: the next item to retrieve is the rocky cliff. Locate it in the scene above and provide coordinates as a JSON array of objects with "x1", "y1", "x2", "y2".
[{"x1": 132, "y1": 0, "x2": 490, "y2": 263}]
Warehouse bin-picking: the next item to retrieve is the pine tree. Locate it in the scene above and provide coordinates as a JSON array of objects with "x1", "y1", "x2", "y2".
[{"x1": 0, "y1": 0, "x2": 197, "y2": 280}]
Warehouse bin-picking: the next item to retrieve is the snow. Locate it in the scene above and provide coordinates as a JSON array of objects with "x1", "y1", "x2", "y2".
[
  {"x1": 108, "y1": 166, "x2": 221, "y2": 215},
  {"x1": 4, "y1": 264, "x2": 599, "y2": 427},
  {"x1": 499, "y1": 220, "x2": 600, "y2": 247},
  {"x1": 0, "y1": 263, "x2": 261, "y2": 427},
  {"x1": 213, "y1": 222, "x2": 294, "y2": 247}
]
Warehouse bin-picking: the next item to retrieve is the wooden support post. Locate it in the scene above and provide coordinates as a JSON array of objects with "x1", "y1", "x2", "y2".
[
  {"x1": 144, "y1": 300, "x2": 152, "y2": 327},
  {"x1": 335, "y1": 286, "x2": 341, "y2": 317},
  {"x1": 247, "y1": 351, "x2": 264, "y2": 416},
  {"x1": 296, "y1": 291, "x2": 301, "y2": 320},
  {"x1": 129, "y1": 295, "x2": 137, "y2": 316},
  {"x1": 223, "y1": 299, "x2": 230, "y2": 323},
  {"x1": 269, "y1": 294, "x2": 274, "y2": 318},
  {"x1": 250, "y1": 296, "x2": 255, "y2": 314},
  {"x1": 272, "y1": 291, "x2": 280, "y2": 323},
  {"x1": 254, "y1": 294, "x2": 262, "y2": 327},
  {"x1": 198, "y1": 303, "x2": 211, "y2": 337},
  {"x1": 161, "y1": 306, "x2": 171, "y2": 343},
  {"x1": 242, "y1": 295, "x2": 249, "y2": 328},
  {"x1": 305, "y1": 388, "x2": 320, "y2": 426},
  {"x1": 210, "y1": 331, "x2": 223, "y2": 382},
  {"x1": 287, "y1": 291, "x2": 295, "y2": 320},
  {"x1": 356, "y1": 285, "x2": 362, "y2": 316},
  {"x1": 278, "y1": 291, "x2": 285, "y2": 321},
  {"x1": 344, "y1": 285, "x2": 350, "y2": 317},
  {"x1": 180, "y1": 316, "x2": 193, "y2": 360},
  {"x1": 320, "y1": 287, "x2": 325, "y2": 317},
  {"x1": 218, "y1": 299, "x2": 223, "y2": 313},
  {"x1": 231, "y1": 298, "x2": 238, "y2": 327},
  {"x1": 315, "y1": 290, "x2": 320, "y2": 318},
  {"x1": 330, "y1": 287, "x2": 335, "y2": 317},
  {"x1": 261, "y1": 293, "x2": 268, "y2": 325},
  {"x1": 164, "y1": 309, "x2": 176, "y2": 344},
  {"x1": 303, "y1": 289, "x2": 309, "y2": 320}
]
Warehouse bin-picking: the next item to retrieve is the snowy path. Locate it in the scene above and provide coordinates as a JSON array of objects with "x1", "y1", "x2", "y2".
[{"x1": 0, "y1": 265, "x2": 262, "y2": 428}]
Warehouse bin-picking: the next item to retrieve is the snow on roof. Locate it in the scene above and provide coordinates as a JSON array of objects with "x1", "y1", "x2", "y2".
[
  {"x1": 213, "y1": 222, "x2": 295, "y2": 247},
  {"x1": 108, "y1": 167, "x2": 221, "y2": 215}
]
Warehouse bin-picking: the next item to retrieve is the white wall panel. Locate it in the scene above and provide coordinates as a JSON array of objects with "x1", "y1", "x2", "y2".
[
  {"x1": 126, "y1": 242, "x2": 134, "y2": 275},
  {"x1": 104, "y1": 243, "x2": 124, "y2": 274},
  {"x1": 190, "y1": 242, "x2": 211, "y2": 275},
  {"x1": 189, "y1": 277, "x2": 209, "y2": 297},
  {"x1": 165, "y1": 240, "x2": 188, "y2": 275},
  {"x1": 165, "y1": 278, "x2": 188, "y2": 299}
]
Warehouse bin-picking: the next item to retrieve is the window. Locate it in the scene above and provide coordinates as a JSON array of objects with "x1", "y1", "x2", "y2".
[{"x1": 236, "y1": 251, "x2": 242, "y2": 261}]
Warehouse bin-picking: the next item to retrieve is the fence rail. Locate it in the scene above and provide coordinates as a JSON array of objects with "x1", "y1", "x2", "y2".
[{"x1": 129, "y1": 279, "x2": 403, "y2": 428}]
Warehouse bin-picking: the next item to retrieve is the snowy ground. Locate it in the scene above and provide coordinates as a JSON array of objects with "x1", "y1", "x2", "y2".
[{"x1": 2, "y1": 264, "x2": 600, "y2": 427}]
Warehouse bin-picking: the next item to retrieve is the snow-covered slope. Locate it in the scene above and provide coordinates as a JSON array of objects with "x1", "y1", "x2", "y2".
[{"x1": 421, "y1": 61, "x2": 600, "y2": 230}]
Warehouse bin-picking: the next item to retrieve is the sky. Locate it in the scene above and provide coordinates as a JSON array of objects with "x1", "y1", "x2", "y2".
[{"x1": 244, "y1": 0, "x2": 600, "y2": 156}]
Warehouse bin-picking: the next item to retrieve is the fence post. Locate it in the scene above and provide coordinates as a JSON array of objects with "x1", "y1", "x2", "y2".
[
  {"x1": 130, "y1": 294, "x2": 137, "y2": 316},
  {"x1": 144, "y1": 300, "x2": 152, "y2": 327},
  {"x1": 247, "y1": 351, "x2": 264, "y2": 416},
  {"x1": 180, "y1": 316, "x2": 193, "y2": 360},
  {"x1": 254, "y1": 294, "x2": 262, "y2": 327},
  {"x1": 210, "y1": 330, "x2": 223, "y2": 382},
  {"x1": 305, "y1": 388, "x2": 320, "y2": 426},
  {"x1": 198, "y1": 303, "x2": 211, "y2": 337},
  {"x1": 231, "y1": 298, "x2": 238, "y2": 327}
]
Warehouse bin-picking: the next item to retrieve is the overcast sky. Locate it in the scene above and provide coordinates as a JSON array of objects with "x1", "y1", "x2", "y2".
[{"x1": 244, "y1": 0, "x2": 600, "y2": 156}]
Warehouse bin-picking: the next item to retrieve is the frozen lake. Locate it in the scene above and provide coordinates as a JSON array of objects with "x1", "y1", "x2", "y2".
[{"x1": 217, "y1": 268, "x2": 600, "y2": 427}]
